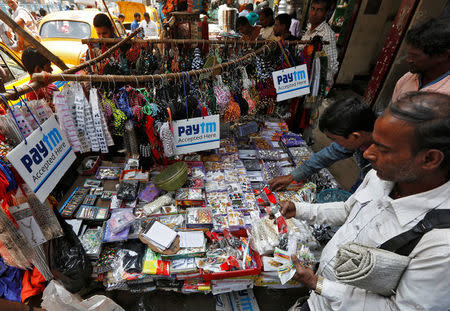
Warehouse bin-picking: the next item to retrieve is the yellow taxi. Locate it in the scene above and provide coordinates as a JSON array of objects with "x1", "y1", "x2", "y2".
[
  {"x1": 0, "y1": 42, "x2": 66, "y2": 105},
  {"x1": 38, "y1": 9, "x2": 126, "y2": 66},
  {"x1": 116, "y1": 1, "x2": 161, "y2": 35},
  {"x1": 0, "y1": 42, "x2": 29, "y2": 94}
]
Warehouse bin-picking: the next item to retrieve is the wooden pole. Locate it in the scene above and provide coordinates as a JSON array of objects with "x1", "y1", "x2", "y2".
[
  {"x1": 0, "y1": 27, "x2": 143, "y2": 102},
  {"x1": 0, "y1": 9, "x2": 69, "y2": 71},
  {"x1": 65, "y1": 27, "x2": 143, "y2": 74},
  {"x1": 81, "y1": 38, "x2": 329, "y2": 45}
]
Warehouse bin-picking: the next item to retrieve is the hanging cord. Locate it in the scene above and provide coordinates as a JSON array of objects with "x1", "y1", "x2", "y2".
[
  {"x1": 184, "y1": 72, "x2": 205, "y2": 118},
  {"x1": 14, "y1": 87, "x2": 42, "y2": 131},
  {"x1": 182, "y1": 72, "x2": 189, "y2": 121},
  {"x1": 1, "y1": 94, "x2": 27, "y2": 144},
  {"x1": 280, "y1": 39, "x2": 296, "y2": 67}
]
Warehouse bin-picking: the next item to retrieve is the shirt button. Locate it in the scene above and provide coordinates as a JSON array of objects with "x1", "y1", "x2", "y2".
[{"x1": 355, "y1": 225, "x2": 360, "y2": 230}]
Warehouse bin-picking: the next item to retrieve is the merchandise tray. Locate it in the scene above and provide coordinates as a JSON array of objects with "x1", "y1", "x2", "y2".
[{"x1": 201, "y1": 251, "x2": 262, "y2": 281}]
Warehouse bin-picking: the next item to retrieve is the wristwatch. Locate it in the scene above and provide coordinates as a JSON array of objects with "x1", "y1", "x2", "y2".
[{"x1": 315, "y1": 275, "x2": 324, "y2": 295}]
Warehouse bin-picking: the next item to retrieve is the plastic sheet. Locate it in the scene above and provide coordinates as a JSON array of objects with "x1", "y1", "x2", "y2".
[{"x1": 42, "y1": 280, "x2": 125, "y2": 311}]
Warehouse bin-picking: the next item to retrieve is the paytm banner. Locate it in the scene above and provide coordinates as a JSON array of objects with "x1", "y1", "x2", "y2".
[
  {"x1": 173, "y1": 115, "x2": 220, "y2": 154},
  {"x1": 272, "y1": 64, "x2": 310, "y2": 101},
  {"x1": 7, "y1": 116, "x2": 76, "y2": 202}
]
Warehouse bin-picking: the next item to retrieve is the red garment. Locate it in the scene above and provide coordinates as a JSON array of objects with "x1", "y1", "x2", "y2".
[
  {"x1": 21, "y1": 268, "x2": 46, "y2": 303},
  {"x1": 25, "y1": 82, "x2": 58, "y2": 102}
]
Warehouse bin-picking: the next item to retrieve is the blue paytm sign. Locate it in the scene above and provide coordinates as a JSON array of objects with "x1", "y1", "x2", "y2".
[
  {"x1": 272, "y1": 64, "x2": 310, "y2": 101},
  {"x1": 173, "y1": 115, "x2": 220, "y2": 155},
  {"x1": 7, "y1": 116, "x2": 76, "y2": 202},
  {"x1": 20, "y1": 127, "x2": 63, "y2": 174},
  {"x1": 177, "y1": 121, "x2": 216, "y2": 136}
]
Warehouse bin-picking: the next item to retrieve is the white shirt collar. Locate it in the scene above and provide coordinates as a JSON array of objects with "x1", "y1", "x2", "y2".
[
  {"x1": 306, "y1": 21, "x2": 328, "y2": 34},
  {"x1": 390, "y1": 179, "x2": 450, "y2": 227},
  {"x1": 356, "y1": 170, "x2": 450, "y2": 227}
]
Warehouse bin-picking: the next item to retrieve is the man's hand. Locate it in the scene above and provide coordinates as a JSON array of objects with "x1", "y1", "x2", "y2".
[
  {"x1": 269, "y1": 174, "x2": 294, "y2": 191},
  {"x1": 291, "y1": 255, "x2": 318, "y2": 290},
  {"x1": 279, "y1": 201, "x2": 296, "y2": 219}
]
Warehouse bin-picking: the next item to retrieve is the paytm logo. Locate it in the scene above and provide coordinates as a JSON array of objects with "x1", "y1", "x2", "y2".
[
  {"x1": 178, "y1": 121, "x2": 216, "y2": 136},
  {"x1": 276, "y1": 70, "x2": 306, "y2": 85},
  {"x1": 20, "y1": 128, "x2": 63, "y2": 173}
]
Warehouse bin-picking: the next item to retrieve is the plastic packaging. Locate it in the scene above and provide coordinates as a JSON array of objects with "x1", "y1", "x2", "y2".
[
  {"x1": 42, "y1": 280, "x2": 125, "y2": 311},
  {"x1": 141, "y1": 192, "x2": 174, "y2": 215},
  {"x1": 107, "y1": 208, "x2": 135, "y2": 233},
  {"x1": 80, "y1": 228, "x2": 103, "y2": 259},
  {"x1": 117, "y1": 180, "x2": 139, "y2": 201}
]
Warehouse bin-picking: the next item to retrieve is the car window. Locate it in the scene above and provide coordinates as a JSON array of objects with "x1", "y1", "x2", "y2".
[
  {"x1": 40, "y1": 21, "x2": 91, "y2": 39},
  {"x1": 0, "y1": 48, "x2": 27, "y2": 84},
  {"x1": 115, "y1": 20, "x2": 126, "y2": 37}
]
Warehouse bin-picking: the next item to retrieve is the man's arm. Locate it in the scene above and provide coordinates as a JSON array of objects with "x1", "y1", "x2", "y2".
[
  {"x1": 293, "y1": 200, "x2": 350, "y2": 226},
  {"x1": 316, "y1": 229, "x2": 450, "y2": 310},
  {"x1": 291, "y1": 142, "x2": 354, "y2": 182}
]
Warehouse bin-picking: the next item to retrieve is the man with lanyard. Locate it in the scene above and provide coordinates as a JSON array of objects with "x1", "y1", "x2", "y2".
[
  {"x1": 299, "y1": 0, "x2": 338, "y2": 92},
  {"x1": 6, "y1": 0, "x2": 39, "y2": 51},
  {"x1": 281, "y1": 92, "x2": 450, "y2": 311},
  {"x1": 392, "y1": 18, "x2": 450, "y2": 101},
  {"x1": 140, "y1": 12, "x2": 158, "y2": 39}
]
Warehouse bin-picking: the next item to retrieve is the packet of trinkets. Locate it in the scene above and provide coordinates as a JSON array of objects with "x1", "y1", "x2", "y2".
[
  {"x1": 280, "y1": 133, "x2": 305, "y2": 147},
  {"x1": 186, "y1": 207, "x2": 213, "y2": 229},
  {"x1": 117, "y1": 180, "x2": 139, "y2": 201},
  {"x1": 108, "y1": 208, "x2": 135, "y2": 233},
  {"x1": 80, "y1": 227, "x2": 103, "y2": 259},
  {"x1": 138, "y1": 183, "x2": 161, "y2": 203},
  {"x1": 84, "y1": 179, "x2": 102, "y2": 188},
  {"x1": 76, "y1": 205, "x2": 109, "y2": 221},
  {"x1": 90, "y1": 187, "x2": 104, "y2": 196},
  {"x1": 175, "y1": 188, "x2": 204, "y2": 206},
  {"x1": 96, "y1": 166, "x2": 122, "y2": 180},
  {"x1": 101, "y1": 190, "x2": 116, "y2": 201},
  {"x1": 60, "y1": 187, "x2": 90, "y2": 218},
  {"x1": 121, "y1": 169, "x2": 149, "y2": 182},
  {"x1": 276, "y1": 245, "x2": 316, "y2": 285}
]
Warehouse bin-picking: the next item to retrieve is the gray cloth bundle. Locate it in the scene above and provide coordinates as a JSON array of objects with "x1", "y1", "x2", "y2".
[{"x1": 334, "y1": 243, "x2": 411, "y2": 296}]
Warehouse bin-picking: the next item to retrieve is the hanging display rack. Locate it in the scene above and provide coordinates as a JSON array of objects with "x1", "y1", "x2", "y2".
[
  {"x1": 32, "y1": 40, "x2": 278, "y2": 85},
  {"x1": 81, "y1": 38, "x2": 330, "y2": 45},
  {"x1": 0, "y1": 26, "x2": 327, "y2": 103}
]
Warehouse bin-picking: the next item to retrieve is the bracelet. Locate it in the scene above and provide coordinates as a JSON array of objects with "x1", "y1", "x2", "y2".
[{"x1": 314, "y1": 275, "x2": 324, "y2": 295}]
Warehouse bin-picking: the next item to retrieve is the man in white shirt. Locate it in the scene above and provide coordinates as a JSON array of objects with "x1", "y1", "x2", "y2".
[
  {"x1": 140, "y1": 12, "x2": 158, "y2": 38},
  {"x1": 6, "y1": 0, "x2": 38, "y2": 51},
  {"x1": 0, "y1": 21, "x2": 14, "y2": 48},
  {"x1": 299, "y1": 0, "x2": 338, "y2": 91},
  {"x1": 281, "y1": 91, "x2": 450, "y2": 311}
]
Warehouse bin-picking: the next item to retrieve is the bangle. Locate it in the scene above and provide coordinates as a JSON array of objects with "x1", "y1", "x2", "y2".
[{"x1": 314, "y1": 275, "x2": 324, "y2": 295}]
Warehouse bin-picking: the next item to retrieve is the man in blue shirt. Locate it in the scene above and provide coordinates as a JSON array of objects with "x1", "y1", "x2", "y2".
[
  {"x1": 131, "y1": 12, "x2": 141, "y2": 32},
  {"x1": 269, "y1": 97, "x2": 376, "y2": 192}
]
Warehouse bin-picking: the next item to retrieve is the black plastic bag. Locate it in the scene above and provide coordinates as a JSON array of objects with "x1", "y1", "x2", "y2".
[{"x1": 48, "y1": 209, "x2": 92, "y2": 293}]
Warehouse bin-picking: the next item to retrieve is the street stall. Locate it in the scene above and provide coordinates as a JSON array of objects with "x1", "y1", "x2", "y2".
[{"x1": 0, "y1": 29, "x2": 345, "y2": 310}]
